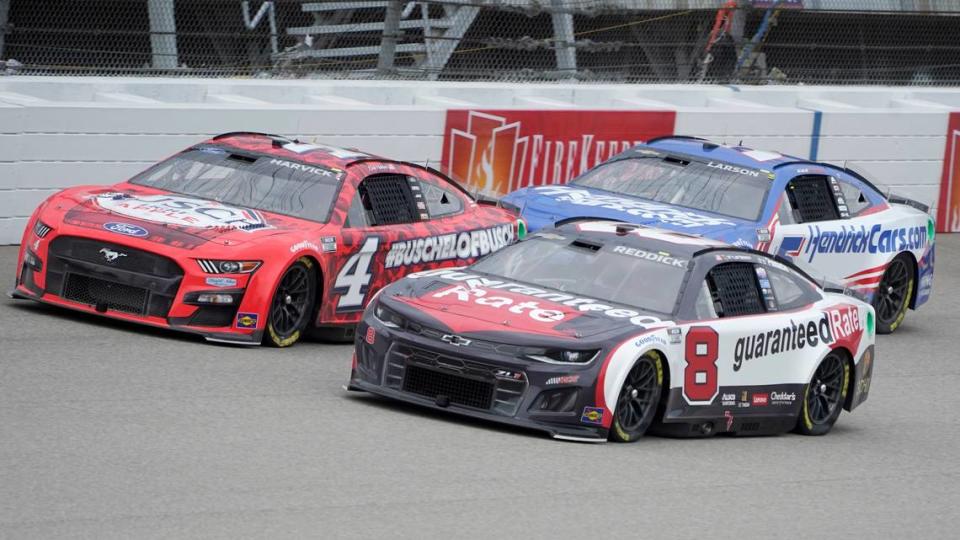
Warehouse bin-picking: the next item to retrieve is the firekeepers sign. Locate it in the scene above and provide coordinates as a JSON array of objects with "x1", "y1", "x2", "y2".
[
  {"x1": 937, "y1": 112, "x2": 960, "y2": 233},
  {"x1": 442, "y1": 110, "x2": 675, "y2": 196}
]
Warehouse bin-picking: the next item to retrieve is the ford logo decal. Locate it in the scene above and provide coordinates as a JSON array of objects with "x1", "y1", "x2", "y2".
[{"x1": 104, "y1": 222, "x2": 149, "y2": 237}]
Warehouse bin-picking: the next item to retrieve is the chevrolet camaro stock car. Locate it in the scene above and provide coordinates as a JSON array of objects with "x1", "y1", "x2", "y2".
[
  {"x1": 350, "y1": 221, "x2": 875, "y2": 442},
  {"x1": 501, "y1": 136, "x2": 935, "y2": 334},
  {"x1": 11, "y1": 132, "x2": 521, "y2": 347}
]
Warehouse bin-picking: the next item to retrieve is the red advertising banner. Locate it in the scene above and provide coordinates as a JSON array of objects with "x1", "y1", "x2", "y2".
[
  {"x1": 937, "y1": 112, "x2": 960, "y2": 232},
  {"x1": 442, "y1": 110, "x2": 676, "y2": 196}
]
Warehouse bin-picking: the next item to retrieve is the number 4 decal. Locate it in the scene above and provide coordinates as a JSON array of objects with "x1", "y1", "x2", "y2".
[
  {"x1": 334, "y1": 237, "x2": 380, "y2": 311},
  {"x1": 683, "y1": 326, "x2": 719, "y2": 404}
]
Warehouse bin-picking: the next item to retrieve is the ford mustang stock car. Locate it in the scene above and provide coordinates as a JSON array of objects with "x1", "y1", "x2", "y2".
[
  {"x1": 11, "y1": 132, "x2": 521, "y2": 347},
  {"x1": 500, "y1": 136, "x2": 934, "y2": 334},
  {"x1": 349, "y1": 221, "x2": 875, "y2": 442}
]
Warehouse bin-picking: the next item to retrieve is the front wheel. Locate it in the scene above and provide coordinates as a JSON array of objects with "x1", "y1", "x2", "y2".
[
  {"x1": 794, "y1": 351, "x2": 849, "y2": 436},
  {"x1": 609, "y1": 352, "x2": 663, "y2": 442},
  {"x1": 872, "y1": 253, "x2": 914, "y2": 334},
  {"x1": 265, "y1": 258, "x2": 317, "y2": 348}
]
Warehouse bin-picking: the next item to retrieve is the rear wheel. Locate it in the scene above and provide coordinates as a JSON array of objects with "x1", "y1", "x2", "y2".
[
  {"x1": 794, "y1": 351, "x2": 848, "y2": 436},
  {"x1": 609, "y1": 352, "x2": 663, "y2": 442},
  {"x1": 265, "y1": 258, "x2": 316, "y2": 348},
  {"x1": 872, "y1": 253, "x2": 914, "y2": 334}
]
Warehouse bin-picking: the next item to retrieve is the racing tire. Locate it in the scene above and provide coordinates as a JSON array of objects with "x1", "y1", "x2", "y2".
[
  {"x1": 794, "y1": 351, "x2": 849, "y2": 436},
  {"x1": 609, "y1": 352, "x2": 664, "y2": 443},
  {"x1": 265, "y1": 258, "x2": 317, "y2": 348},
  {"x1": 871, "y1": 253, "x2": 914, "y2": 335}
]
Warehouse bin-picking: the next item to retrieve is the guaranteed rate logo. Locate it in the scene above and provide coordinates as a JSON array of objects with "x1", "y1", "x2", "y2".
[{"x1": 733, "y1": 314, "x2": 835, "y2": 372}]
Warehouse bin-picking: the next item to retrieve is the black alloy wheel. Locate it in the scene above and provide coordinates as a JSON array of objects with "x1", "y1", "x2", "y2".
[
  {"x1": 794, "y1": 351, "x2": 847, "y2": 436},
  {"x1": 266, "y1": 259, "x2": 316, "y2": 347},
  {"x1": 872, "y1": 254, "x2": 913, "y2": 334},
  {"x1": 610, "y1": 353, "x2": 662, "y2": 442}
]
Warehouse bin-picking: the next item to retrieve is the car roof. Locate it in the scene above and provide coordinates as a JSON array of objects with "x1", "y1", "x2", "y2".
[
  {"x1": 640, "y1": 136, "x2": 802, "y2": 170},
  {"x1": 553, "y1": 220, "x2": 727, "y2": 258},
  {"x1": 201, "y1": 131, "x2": 384, "y2": 170},
  {"x1": 552, "y1": 219, "x2": 823, "y2": 285}
]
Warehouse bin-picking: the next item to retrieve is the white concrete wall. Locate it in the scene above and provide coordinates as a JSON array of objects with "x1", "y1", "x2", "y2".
[{"x1": 1, "y1": 77, "x2": 957, "y2": 244}]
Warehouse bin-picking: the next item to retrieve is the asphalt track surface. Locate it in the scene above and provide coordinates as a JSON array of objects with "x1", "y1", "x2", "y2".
[{"x1": 1, "y1": 239, "x2": 959, "y2": 539}]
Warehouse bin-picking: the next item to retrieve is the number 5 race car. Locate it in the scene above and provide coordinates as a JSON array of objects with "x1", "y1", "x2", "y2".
[
  {"x1": 11, "y1": 132, "x2": 521, "y2": 347},
  {"x1": 349, "y1": 221, "x2": 875, "y2": 442},
  {"x1": 501, "y1": 136, "x2": 935, "y2": 334}
]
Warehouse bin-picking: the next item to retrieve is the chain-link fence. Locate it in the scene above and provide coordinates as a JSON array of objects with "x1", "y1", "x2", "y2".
[{"x1": 2, "y1": 1, "x2": 960, "y2": 84}]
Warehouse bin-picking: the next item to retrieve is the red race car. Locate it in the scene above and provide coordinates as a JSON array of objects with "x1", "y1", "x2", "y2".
[{"x1": 11, "y1": 132, "x2": 522, "y2": 347}]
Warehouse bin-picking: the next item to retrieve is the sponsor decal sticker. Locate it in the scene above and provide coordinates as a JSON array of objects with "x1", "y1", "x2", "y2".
[
  {"x1": 734, "y1": 313, "x2": 837, "y2": 372},
  {"x1": 534, "y1": 186, "x2": 735, "y2": 228},
  {"x1": 236, "y1": 312, "x2": 259, "y2": 329},
  {"x1": 581, "y1": 406, "x2": 604, "y2": 425},
  {"x1": 205, "y1": 277, "x2": 237, "y2": 288},
  {"x1": 752, "y1": 393, "x2": 769, "y2": 406},
  {"x1": 799, "y1": 224, "x2": 928, "y2": 263},
  {"x1": 545, "y1": 374, "x2": 581, "y2": 385},
  {"x1": 770, "y1": 391, "x2": 796, "y2": 405},
  {"x1": 634, "y1": 334, "x2": 668, "y2": 348},
  {"x1": 384, "y1": 224, "x2": 514, "y2": 269},
  {"x1": 321, "y1": 236, "x2": 337, "y2": 253},
  {"x1": 721, "y1": 392, "x2": 736, "y2": 406},
  {"x1": 414, "y1": 270, "x2": 665, "y2": 329},
  {"x1": 104, "y1": 222, "x2": 149, "y2": 238},
  {"x1": 95, "y1": 193, "x2": 272, "y2": 232},
  {"x1": 290, "y1": 240, "x2": 321, "y2": 253}
]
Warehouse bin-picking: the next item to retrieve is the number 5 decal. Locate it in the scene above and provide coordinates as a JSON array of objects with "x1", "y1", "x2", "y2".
[
  {"x1": 334, "y1": 237, "x2": 380, "y2": 311},
  {"x1": 683, "y1": 326, "x2": 719, "y2": 404}
]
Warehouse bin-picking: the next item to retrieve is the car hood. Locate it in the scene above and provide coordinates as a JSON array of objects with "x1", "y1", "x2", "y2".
[
  {"x1": 504, "y1": 185, "x2": 758, "y2": 241},
  {"x1": 49, "y1": 184, "x2": 307, "y2": 249},
  {"x1": 383, "y1": 269, "x2": 674, "y2": 344}
]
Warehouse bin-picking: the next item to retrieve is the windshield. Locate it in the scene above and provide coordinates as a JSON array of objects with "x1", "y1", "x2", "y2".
[
  {"x1": 471, "y1": 235, "x2": 688, "y2": 314},
  {"x1": 130, "y1": 147, "x2": 343, "y2": 223},
  {"x1": 572, "y1": 157, "x2": 771, "y2": 221}
]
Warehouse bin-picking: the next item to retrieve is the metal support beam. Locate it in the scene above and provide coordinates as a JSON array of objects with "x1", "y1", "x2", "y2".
[
  {"x1": 147, "y1": 0, "x2": 178, "y2": 69},
  {"x1": 377, "y1": 0, "x2": 402, "y2": 74},
  {"x1": 0, "y1": 0, "x2": 10, "y2": 60},
  {"x1": 550, "y1": 0, "x2": 576, "y2": 76}
]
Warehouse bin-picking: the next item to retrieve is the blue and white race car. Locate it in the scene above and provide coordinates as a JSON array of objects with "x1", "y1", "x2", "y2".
[{"x1": 501, "y1": 136, "x2": 935, "y2": 334}]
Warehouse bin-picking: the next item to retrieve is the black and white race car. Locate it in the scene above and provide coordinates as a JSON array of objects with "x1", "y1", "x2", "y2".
[{"x1": 348, "y1": 221, "x2": 875, "y2": 442}]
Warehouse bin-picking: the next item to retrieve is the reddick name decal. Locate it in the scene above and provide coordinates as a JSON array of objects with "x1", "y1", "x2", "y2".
[{"x1": 384, "y1": 224, "x2": 514, "y2": 269}]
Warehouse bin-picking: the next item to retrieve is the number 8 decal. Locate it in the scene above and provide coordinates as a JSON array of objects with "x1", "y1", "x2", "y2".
[{"x1": 684, "y1": 326, "x2": 719, "y2": 403}]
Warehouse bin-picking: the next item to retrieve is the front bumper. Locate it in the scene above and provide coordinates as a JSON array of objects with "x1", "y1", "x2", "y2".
[
  {"x1": 12, "y1": 233, "x2": 267, "y2": 345},
  {"x1": 348, "y1": 315, "x2": 610, "y2": 442}
]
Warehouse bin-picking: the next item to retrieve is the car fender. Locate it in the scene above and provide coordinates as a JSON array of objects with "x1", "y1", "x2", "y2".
[{"x1": 596, "y1": 328, "x2": 674, "y2": 428}]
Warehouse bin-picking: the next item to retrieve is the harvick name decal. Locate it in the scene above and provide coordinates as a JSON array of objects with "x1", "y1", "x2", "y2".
[
  {"x1": 801, "y1": 223, "x2": 927, "y2": 262},
  {"x1": 534, "y1": 186, "x2": 735, "y2": 228},
  {"x1": 384, "y1": 224, "x2": 514, "y2": 269}
]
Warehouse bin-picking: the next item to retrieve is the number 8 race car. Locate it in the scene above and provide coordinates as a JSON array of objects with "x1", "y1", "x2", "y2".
[
  {"x1": 501, "y1": 136, "x2": 935, "y2": 334},
  {"x1": 350, "y1": 221, "x2": 875, "y2": 442},
  {"x1": 11, "y1": 132, "x2": 521, "y2": 347}
]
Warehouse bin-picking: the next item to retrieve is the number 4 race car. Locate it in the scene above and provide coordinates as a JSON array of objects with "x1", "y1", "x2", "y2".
[
  {"x1": 11, "y1": 132, "x2": 521, "y2": 347},
  {"x1": 501, "y1": 136, "x2": 935, "y2": 334},
  {"x1": 349, "y1": 221, "x2": 875, "y2": 442}
]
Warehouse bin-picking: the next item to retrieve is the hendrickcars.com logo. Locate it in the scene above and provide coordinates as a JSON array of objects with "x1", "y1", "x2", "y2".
[{"x1": 442, "y1": 110, "x2": 675, "y2": 196}]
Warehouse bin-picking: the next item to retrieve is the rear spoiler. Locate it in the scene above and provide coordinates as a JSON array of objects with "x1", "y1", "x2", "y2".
[{"x1": 887, "y1": 193, "x2": 930, "y2": 213}]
